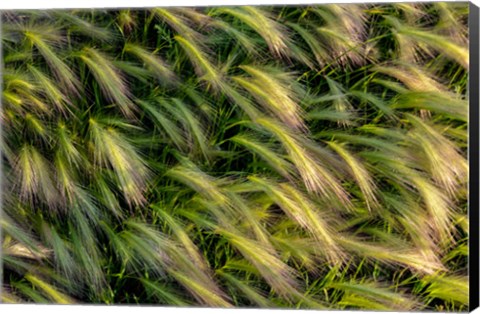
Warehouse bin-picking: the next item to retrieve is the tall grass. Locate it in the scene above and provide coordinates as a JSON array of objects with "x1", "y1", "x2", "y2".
[{"x1": 1, "y1": 3, "x2": 469, "y2": 310}]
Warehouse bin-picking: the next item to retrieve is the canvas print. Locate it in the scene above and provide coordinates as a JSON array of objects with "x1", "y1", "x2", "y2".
[{"x1": 0, "y1": 2, "x2": 473, "y2": 311}]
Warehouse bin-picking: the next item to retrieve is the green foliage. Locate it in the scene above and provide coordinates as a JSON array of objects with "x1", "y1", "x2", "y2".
[{"x1": 1, "y1": 3, "x2": 469, "y2": 310}]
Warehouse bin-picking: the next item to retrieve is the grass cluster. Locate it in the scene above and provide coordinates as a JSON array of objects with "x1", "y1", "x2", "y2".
[{"x1": 1, "y1": 3, "x2": 469, "y2": 310}]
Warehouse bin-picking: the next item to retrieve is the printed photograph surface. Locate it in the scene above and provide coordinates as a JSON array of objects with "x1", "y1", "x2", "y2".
[{"x1": 0, "y1": 3, "x2": 471, "y2": 310}]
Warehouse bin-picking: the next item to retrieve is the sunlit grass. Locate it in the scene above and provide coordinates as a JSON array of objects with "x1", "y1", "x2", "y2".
[{"x1": 1, "y1": 3, "x2": 469, "y2": 310}]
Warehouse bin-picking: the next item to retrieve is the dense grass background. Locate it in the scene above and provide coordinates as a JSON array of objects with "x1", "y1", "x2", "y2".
[{"x1": 1, "y1": 3, "x2": 470, "y2": 310}]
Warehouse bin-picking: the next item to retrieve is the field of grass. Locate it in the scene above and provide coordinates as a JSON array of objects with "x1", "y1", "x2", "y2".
[{"x1": 0, "y1": 3, "x2": 470, "y2": 310}]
